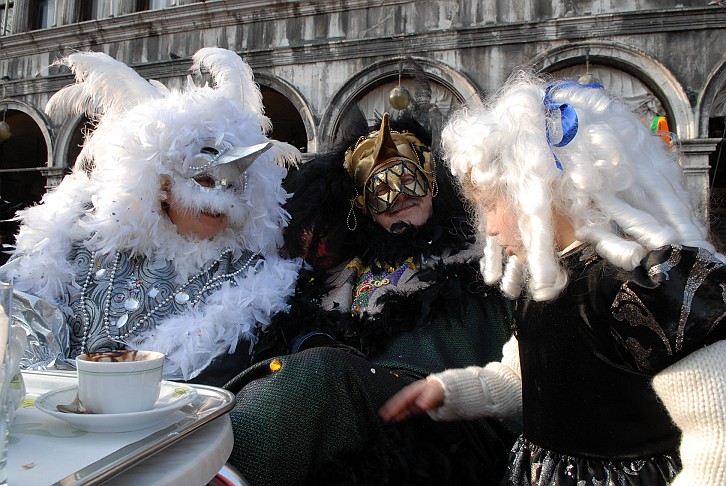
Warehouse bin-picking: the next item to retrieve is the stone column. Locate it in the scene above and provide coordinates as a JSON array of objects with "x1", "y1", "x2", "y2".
[
  {"x1": 679, "y1": 138, "x2": 720, "y2": 224},
  {"x1": 40, "y1": 167, "x2": 67, "y2": 190}
]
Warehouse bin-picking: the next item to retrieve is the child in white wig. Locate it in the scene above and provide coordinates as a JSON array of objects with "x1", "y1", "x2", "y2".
[
  {"x1": 380, "y1": 71, "x2": 726, "y2": 485},
  {"x1": 0, "y1": 48, "x2": 302, "y2": 386}
]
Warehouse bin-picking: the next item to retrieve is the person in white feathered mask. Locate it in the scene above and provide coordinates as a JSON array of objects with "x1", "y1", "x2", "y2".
[{"x1": 0, "y1": 47, "x2": 303, "y2": 385}]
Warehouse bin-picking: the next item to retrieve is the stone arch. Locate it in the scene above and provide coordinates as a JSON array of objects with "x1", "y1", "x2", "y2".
[
  {"x1": 697, "y1": 55, "x2": 726, "y2": 138},
  {"x1": 0, "y1": 99, "x2": 54, "y2": 162},
  {"x1": 0, "y1": 100, "x2": 55, "y2": 260},
  {"x1": 53, "y1": 113, "x2": 86, "y2": 169},
  {"x1": 530, "y1": 41, "x2": 695, "y2": 140},
  {"x1": 254, "y1": 74, "x2": 318, "y2": 153},
  {"x1": 318, "y1": 56, "x2": 483, "y2": 149}
]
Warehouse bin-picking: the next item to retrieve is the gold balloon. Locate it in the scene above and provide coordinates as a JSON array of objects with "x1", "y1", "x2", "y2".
[
  {"x1": 577, "y1": 72, "x2": 598, "y2": 85},
  {"x1": 0, "y1": 121, "x2": 10, "y2": 142},
  {"x1": 388, "y1": 85, "x2": 411, "y2": 110}
]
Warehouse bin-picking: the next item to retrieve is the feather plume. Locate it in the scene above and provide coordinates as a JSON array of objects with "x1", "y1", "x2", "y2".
[
  {"x1": 46, "y1": 51, "x2": 162, "y2": 120},
  {"x1": 127, "y1": 255, "x2": 302, "y2": 380},
  {"x1": 268, "y1": 139, "x2": 301, "y2": 168},
  {"x1": 191, "y1": 47, "x2": 268, "y2": 129}
]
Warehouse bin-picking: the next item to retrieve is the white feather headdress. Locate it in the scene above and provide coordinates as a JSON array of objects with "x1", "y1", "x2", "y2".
[{"x1": 7, "y1": 48, "x2": 300, "y2": 289}]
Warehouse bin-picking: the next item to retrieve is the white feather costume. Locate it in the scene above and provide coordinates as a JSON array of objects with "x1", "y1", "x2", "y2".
[{"x1": 0, "y1": 48, "x2": 302, "y2": 381}]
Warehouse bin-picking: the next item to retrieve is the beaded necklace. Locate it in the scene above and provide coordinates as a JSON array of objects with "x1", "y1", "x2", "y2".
[
  {"x1": 78, "y1": 248, "x2": 258, "y2": 353},
  {"x1": 351, "y1": 257, "x2": 416, "y2": 314}
]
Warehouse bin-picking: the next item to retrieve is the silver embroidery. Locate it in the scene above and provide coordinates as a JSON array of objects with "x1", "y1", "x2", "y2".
[
  {"x1": 612, "y1": 284, "x2": 671, "y2": 360},
  {"x1": 647, "y1": 244, "x2": 681, "y2": 280},
  {"x1": 622, "y1": 336, "x2": 653, "y2": 369},
  {"x1": 539, "y1": 453, "x2": 557, "y2": 484},
  {"x1": 675, "y1": 247, "x2": 725, "y2": 351},
  {"x1": 711, "y1": 284, "x2": 726, "y2": 333},
  {"x1": 616, "y1": 246, "x2": 725, "y2": 358}
]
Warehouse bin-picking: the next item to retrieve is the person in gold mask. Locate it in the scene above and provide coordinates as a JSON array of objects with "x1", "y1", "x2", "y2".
[{"x1": 224, "y1": 113, "x2": 518, "y2": 486}]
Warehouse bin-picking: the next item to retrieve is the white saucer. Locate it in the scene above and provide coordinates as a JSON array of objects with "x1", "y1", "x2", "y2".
[{"x1": 35, "y1": 381, "x2": 198, "y2": 433}]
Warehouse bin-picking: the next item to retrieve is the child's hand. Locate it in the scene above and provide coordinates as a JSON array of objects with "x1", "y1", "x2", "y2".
[{"x1": 378, "y1": 378, "x2": 445, "y2": 422}]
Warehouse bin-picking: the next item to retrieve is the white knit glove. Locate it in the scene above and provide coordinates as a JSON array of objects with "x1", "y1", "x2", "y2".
[
  {"x1": 428, "y1": 335, "x2": 522, "y2": 421},
  {"x1": 652, "y1": 339, "x2": 726, "y2": 486}
]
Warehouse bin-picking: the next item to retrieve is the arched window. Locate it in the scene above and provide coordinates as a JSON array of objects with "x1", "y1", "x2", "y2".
[
  {"x1": 335, "y1": 75, "x2": 463, "y2": 151},
  {"x1": 549, "y1": 64, "x2": 667, "y2": 124},
  {"x1": 0, "y1": 109, "x2": 48, "y2": 264},
  {"x1": 260, "y1": 86, "x2": 308, "y2": 153}
]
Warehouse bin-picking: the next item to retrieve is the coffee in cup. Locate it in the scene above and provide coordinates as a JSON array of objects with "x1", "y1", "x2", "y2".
[{"x1": 76, "y1": 350, "x2": 165, "y2": 414}]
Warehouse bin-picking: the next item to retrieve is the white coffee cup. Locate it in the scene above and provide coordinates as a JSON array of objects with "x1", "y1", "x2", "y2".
[{"x1": 76, "y1": 350, "x2": 165, "y2": 414}]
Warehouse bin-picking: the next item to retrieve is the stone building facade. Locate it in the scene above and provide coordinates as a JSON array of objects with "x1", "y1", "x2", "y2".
[{"x1": 1, "y1": 0, "x2": 725, "y2": 252}]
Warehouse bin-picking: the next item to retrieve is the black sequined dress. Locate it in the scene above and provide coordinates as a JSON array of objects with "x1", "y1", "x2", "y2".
[{"x1": 506, "y1": 244, "x2": 726, "y2": 485}]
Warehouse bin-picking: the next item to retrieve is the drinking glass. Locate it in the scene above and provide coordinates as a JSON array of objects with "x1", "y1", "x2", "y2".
[{"x1": 0, "y1": 282, "x2": 13, "y2": 486}]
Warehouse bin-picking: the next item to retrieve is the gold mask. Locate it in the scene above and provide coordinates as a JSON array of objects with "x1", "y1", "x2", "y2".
[{"x1": 343, "y1": 113, "x2": 435, "y2": 214}]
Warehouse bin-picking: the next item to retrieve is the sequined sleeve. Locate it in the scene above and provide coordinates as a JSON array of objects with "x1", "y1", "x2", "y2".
[{"x1": 606, "y1": 245, "x2": 726, "y2": 373}]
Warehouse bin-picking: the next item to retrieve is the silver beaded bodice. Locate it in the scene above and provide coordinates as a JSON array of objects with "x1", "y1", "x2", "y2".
[{"x1": 63, "y1": 245, "x2": 260, "y2": 357}]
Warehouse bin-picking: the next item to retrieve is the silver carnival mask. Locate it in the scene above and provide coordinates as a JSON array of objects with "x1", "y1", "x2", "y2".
[{"x1": 181, "y1": 139, "x2": 273, "y2": 193}]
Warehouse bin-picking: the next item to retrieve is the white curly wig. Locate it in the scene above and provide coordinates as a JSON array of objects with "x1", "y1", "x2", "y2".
[
  {"x1": 443, "y1": 71, "x2": 720, "y2": 302},
  {"x1": 6, "y1": 48, "x2": 300, "y2": 292}
]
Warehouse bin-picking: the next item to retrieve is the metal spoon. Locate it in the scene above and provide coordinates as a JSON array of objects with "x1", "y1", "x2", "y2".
[{"x1": 56, "y1": 392, "x2": 94, "y2": 414}]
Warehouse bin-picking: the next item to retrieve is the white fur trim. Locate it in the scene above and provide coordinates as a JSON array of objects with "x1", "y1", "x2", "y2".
[
  {"x1": 127, "y1": 255, "x2": 302, "y2": 380},
  {"x1": 1, "y1": 173, "x2": 92, "y2": 298}
]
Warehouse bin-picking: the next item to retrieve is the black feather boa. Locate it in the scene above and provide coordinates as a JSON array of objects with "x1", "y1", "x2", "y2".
[
  {"x1": 353, "y1": 210, "x2": 473, "y2": 270},
  {"x1": 252, "y1": 219, "x2": 485, "y2": 362},
  {"x1": 332, "y1": 258, "x2": 482, "y2": 357}
]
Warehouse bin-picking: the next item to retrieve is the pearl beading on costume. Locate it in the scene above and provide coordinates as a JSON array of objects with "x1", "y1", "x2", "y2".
[
  {"x1": 79, "y1": 249, "x2": 258, "y2": 353},
  {"x1": 79, "y1": 256, "x2": 97, "y2": 354}
]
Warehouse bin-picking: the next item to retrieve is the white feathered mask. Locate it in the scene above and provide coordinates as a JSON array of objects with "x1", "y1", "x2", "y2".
[{"x1": 45, "y1": 47, "x2": 300, "y2": 259}]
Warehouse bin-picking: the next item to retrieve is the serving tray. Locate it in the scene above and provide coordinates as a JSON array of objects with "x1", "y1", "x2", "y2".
[{"x1": 8, "y1": 370, "x2": 235, "y2": 485}]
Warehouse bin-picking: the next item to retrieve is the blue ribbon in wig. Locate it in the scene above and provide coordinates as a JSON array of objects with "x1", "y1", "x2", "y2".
[{"x1": 543, "y1": 81, "x2": 603, "y2": 170}]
